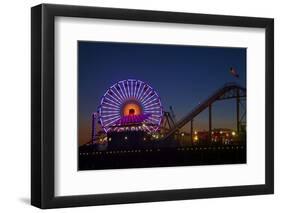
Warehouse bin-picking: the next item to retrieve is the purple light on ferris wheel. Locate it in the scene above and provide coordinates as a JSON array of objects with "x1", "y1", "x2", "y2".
[{"x1": 99, "y1": 79, "x2": 163, "y2": 133}]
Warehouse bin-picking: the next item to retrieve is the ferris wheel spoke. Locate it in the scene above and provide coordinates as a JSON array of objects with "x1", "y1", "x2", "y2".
[
  {"x1": 125, "y1": 80, "x2": 129, "y2": 97},
  {"x1": 111, "y1": 86, "x2": 124, "y2": 102},
  {"x1": 116, "y1": 83, "x2": 126, "y2": 100},
  {"x1": 107, "y1": 93, "x2": 122, "y2": 105},
  {"x1": 115, "y1": 84, "x2": 126, "y2": 100},
  {"x1": 130, "y1": 82, "x2": 134, "y2": 97},
  {"x1": 103, "y1": 97, "x2": 120, "y2": 107},
  {"x1": 141, "y1": 86, "x2": 151, "y2": 101},
  {"x1": 102, "y1": 115, "x2": 120, "y2": 124},
  {"x1": 101, "y1": 112, "x2": 120, "y2": 116},
  {"x1": 133, "y1": 80, "x2": 138, "y2": 97},
  {"x1": 109, "y1": 88, "x2": 123, "y2": 103},
  {"x1": 125, "y1": 80, "x2": 130, "y2": 98},
  {"x1": 101, "y1": 106, "x2": 120, "y2": 111},
  {"x1": 130, "y1": 80, "x2": 134, "y2": 97},
  {"x1": 102, "y1": 101, "x2": 120, "y2": 109},
  {"x1": 144, "y1": 105, "x2": 161, "y2": 111},
  {"x1": 150, "y1": 114, "x2": 162, "y2": 118},
  {"x1": 135, "y1": 81, "x2": 143, "y2": 99},
  {"x1": 118, "y1": 81, "x2": 125, "y2": 99},
  {"x1": 132, "y1": 80, "x2": 136, "y2": 98},
  {"x1": 140, "y1": 89, "x2": 153, "y2": 103},
  {"x1": 124, "y1": 80, "x2": 130, "y2": 98},
  {"x1": 143, "y1": 98, "x2": 159, "y2": 108},
  {"x1": 144, "y1": 106, "x2": 162, "y2": 111},
  {"x1": 103, "y1": 118, "x2": 120, "y2": 126},
  {"x1": 144, "y1": 110, "x2": 161, "y2": 115},
  {"x1": 126, "y1": 80, "x2": 130, "y2": 97},
  {"x1": 147, "y1": 117, "x2": 160, "y2": 123},
  {"x1": 101, "y1": 108, "x2": 120, "y2": 113},
  {"x1": 142, "y1": 93, "x2": 156, "y2": 104},
  {"x1": 105, "y1": 93, "x2": 120, "y2": 105},
  {"x1": 140, "y1": 85, "x2": 149, "y2": 101},
  {"x1": 136, "y1": 83, "x2": 145, "y2": 100},
  {"x1": 138, "y1": 87, "x2": 149, "y2": 102},
  {"x1": 129, "y1": 80, "x2": 133, "y2": 97},
  {"x1": 144, "y1": 102, "x2": 159, "y2": 110},
  {"x1": 104, "y1": 117, "x2": 120, "y2": 127},
  {"x1": 101, "y1": 113, "x2": 120, "y2": 118},
  {"x1": 143, "y1": 102, "x2": 160, "y2": 109},
  {"x1": 121, "y1": 81, "x2": 128, "y2": 99},
  {"x1": 142, "y1": 94, "x2": 156, "y2": 105},
  {"x1": 101, "y1": 112, "x2": 120, "y2": 117}
]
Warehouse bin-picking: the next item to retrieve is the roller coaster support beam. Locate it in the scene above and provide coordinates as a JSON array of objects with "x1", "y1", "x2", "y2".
[
  {"x1": 209, "y1": 104, "x2": 212, "y2": 141},
  {"x1": 236, "y1": 89, "x2": 240, "y2": 134}
]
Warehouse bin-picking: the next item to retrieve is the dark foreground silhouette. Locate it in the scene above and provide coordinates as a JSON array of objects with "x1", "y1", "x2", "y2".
[{"x1": 79, "y1": 144, "x2": 246, "y2": 170}]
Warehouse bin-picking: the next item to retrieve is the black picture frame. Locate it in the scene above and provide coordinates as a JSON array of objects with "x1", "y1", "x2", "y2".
[{"x1": 31, "y1": 3, "x2": 274, "y2": 209}]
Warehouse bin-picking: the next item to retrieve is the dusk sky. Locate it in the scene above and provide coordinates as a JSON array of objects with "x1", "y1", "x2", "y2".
[{"x1": 78, "y1": 41, "x2": 246, "y2": 145}]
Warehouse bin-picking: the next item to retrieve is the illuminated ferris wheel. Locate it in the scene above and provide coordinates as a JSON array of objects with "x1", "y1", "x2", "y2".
[{"x1": 99, "y1": 79, "x2": 163, "y2": 133}]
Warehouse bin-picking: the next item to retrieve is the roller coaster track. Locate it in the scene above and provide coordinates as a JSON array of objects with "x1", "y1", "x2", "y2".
[{"x1": 163, "y1": 83, "x2": 246, "y2": 140}]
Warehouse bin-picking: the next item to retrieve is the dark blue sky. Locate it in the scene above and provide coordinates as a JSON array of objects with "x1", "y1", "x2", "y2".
[{"x1": 78, "y1": 41, "x2": 246, "y2": 144}]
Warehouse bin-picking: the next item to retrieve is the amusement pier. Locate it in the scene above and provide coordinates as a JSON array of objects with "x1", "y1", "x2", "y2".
[{"x1": 79, "y1": 79, "x2": 246, "y2": 170}]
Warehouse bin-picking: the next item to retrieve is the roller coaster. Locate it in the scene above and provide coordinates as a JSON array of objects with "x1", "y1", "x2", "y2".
[{"x1": 161, "y1": 82, "x2": 246, "y2": 141}]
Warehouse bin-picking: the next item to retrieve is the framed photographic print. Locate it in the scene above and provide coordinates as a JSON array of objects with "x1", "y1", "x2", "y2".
[{"x1": 31, "y1": 4, "x2": 274, "y2": 209}]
